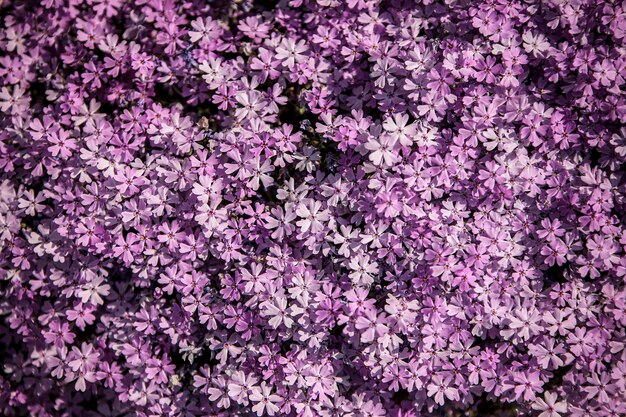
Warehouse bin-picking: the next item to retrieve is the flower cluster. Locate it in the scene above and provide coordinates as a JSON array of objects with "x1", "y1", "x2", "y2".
[{"x1": 1, "y1": 0, "x2": 626, "y2": 416}]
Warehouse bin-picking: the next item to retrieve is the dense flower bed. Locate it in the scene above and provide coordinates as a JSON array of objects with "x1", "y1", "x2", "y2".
[{"x1": 1, "y1": 0, "x2": 626, "y2": 416}]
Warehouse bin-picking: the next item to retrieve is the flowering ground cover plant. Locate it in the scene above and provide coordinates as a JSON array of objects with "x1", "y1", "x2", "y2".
[{"x1": 1, "y1": 0, "x2": 626, "y2": 416}]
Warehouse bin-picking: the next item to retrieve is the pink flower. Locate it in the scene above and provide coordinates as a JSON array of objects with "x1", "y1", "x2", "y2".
[
  {"x1": 262, "y1": 297, "x2": 294, "y2": 329},
  {"x1": 43, "y1": 320, "x2": 76, "y2": 348},
  {"x1": 364, "y1": 135, "x2": 398, "y2": 167},
  {"x1": 47, "y1": 130, "x2": 77, "y2": 159},
  {"x1": 275, "y1": 38, "x2": 308, "y2": 68},
  {"x1": 427, "y1": 374, "x2": 459, "y2": 405},
  {"x1": 96, "y1": 362, "x2": 123, "y2": 389},
  {"x1": 355, "y1": 309, "x2": 388, "y2": 343},
  {"x1": 511, "y1": 371, "x2": 543, "y2": 401},
  {"x1": 146, "y1": 354, "x2": 175, "y2": 385},
  {"x1": 113, "y1": 167, "x2": 147, "y2": 195},
  {"x1": 66, "y1": 303, "x2": 96, "y2": 330},
  {"x1": 77, "y1": 276, "x2": 110, "y2": 306},
  {"x1": 382, "y1": 113, "x2": 417, "y2": 147},
  {"x1": 532, "y1": 392, "x2": 568, "y2": 417},
  {"x1": 250, "y1": 382, "x2": 282, "y2": 416},
  {"x1": 295, "y1": 200, "x2": 330, "y2": 234},
  {"x1": 112, "y1": 233, "x2": 142, "y2": 266}
]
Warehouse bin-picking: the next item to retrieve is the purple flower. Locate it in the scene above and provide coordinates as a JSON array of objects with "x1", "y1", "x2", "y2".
[{"x1": 1, "y1": 1, "x2": 626, "y2": 416}]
